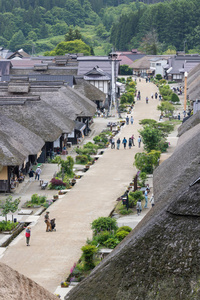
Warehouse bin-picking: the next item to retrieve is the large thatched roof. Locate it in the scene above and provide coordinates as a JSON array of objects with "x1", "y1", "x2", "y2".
[
  {"x1": 0, "y1": 262, "x2": 57, "y2": 300},
  {"x1": 178, "y1": 111, "x2": 200, "y2": 137},
  {"x1": 0, "y1": 113, "x2": 44, "y2": 165},
  {"x1": 187, "y1": 63, "x2": 200, "y2": 100},
  {"x1": 0, "y1": 97, "x2": 74, "y2": 142},
  {"x1": 35, "y1": 84, "x2": 97, "y2": 119},
  {"x1": 74, "y1": 78, "x2": 106, "y2": 102},
  {"x1": 66, "y1": 117, "x2": 200, "y2": 299}
]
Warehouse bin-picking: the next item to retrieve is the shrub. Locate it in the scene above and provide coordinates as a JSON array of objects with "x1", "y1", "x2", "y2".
[
  {"x1": 51, "y1": 156, "x2": 62, "y2": 164},
  {"x1": 95, "y1": 231, "x2": 114, "y2": 245},
  {"x1": 103, "y1": 237, "x2": 120, "y2": 249},
  {"x1": 119, "y1": 207, "x2": 133, "y2": 215},
  {"x1": 115, "y1": 230, "x2": 129, "y2": 241},
  {"x1": 0, "y1": 220, "x2": 18, "y2": 232},
  {"x1": 116, "y1": 226, "x2": 132, "y2": 234},
  {"x1": 31, "y1": 194, "x2": 47, "y2": 205},
  {"x1": 155, "y1": 74, "x2": 162, "y2": 80},
  {"x1": 81, "y1": 245, "x2": 97, "y2": 270},
  {"x1": 91, "y1": 217, "x2": 118, "y2": 235},
  {"x1": 75, "y1": 155, "x2": 89, "y2": 164},
  {"x1": 171, "y1": 93, "x2": 180, "y2": 103},
  {"x1": 128, "y1": 191, "x2": 144, "y2": 208},
  {"x1": 49, "y1": 178, "x2": 66, "y2": 190}
]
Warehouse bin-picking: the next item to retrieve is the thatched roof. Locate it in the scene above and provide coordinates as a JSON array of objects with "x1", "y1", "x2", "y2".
[
  {"x1": 36, "y1": 84, "x2": 97, "y2": 119},
  {"x1": 0, "y1": 262, "x2": 57, "y2": 300},
  {"x1": 74, "y1": 78, "x2": 106, "y2": 102},
  {"x1": 0, "y1": 97, "x2": 74, "y2": 142},
  {"x1": 129, "y1": 55, "x2": 151, "y2": 69},
  {"x1": 66, "y1": 120, "x2": 200, "y2": 299},
  {"x1": 187, "y1": 63, "x2": 200, "y2": 100},
  {"x1": 0, "y1": 113, "x2": 44, "y2": 165},
  {"x1": 178, "y1": 111, "x2": 200, "y2": 137}
]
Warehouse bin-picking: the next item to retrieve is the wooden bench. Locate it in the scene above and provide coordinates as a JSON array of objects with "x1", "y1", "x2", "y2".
[{"x1": 41, "y1": 181, "x2": 48, "y2": 190}]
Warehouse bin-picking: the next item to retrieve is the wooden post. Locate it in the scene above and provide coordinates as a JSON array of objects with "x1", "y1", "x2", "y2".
[{"x1": 184, "y1": 72, "x2": 188, "y2": 112}]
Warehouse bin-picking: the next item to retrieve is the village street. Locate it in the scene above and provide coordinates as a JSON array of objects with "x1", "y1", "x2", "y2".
[{"x1": 0, "y1": 78, "x2": 181, "y2": 296}]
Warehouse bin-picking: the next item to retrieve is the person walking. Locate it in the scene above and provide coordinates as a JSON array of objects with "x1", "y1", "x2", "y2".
[
  {"x1": 122, "y1": 137, "x2": 127, "y2": 149},
  {"x1": 128, "y1": 137, "x2": 132, "y2": 149},
  {"x1": 28, "y1": 168, "x2": 35, "y2": 182},
  {"x1": 35, "y1": 166, "x2": 42, "y2": 180},
  {"x1": 144, "y1": 189, "x2": 148, "y2": 208},
  {"x1": 25, "y1": 226, "x2": 31, "y2": 246},
  {"x1": 136, "y1": 199, "x2": 142, "y2": 215},
  {"x1": 151, "y1": 93, "x2": 154, "y2": 99},
  {"x1": 116, "y1": 138, "x2": 121, "y2": 150},
  {"x1": 111, "y1": 137, "x2": 115, "y2": 149},
  {"x1": 178, "y1": 113, "x2": 180, "y2": 120},
  {"x1": 126, "y1": 116, "x2": 129, "y2": 125},
  {"x1": 130, "y1": 116, "x2": 134, "y2": 124},
  {"x1": 138, "y1": 136, "x2": 141, "y2": 148},
  {"x1": 155, "y1": 92, "x2": 158, "y2": 99},
  {"x1": 150, "y1": 194, "x2": 155, "y2": 207},
  {"x1": 131, "y1": 134, "x2": 135, "y2": 146},
  {"x1": 146, "y1": 96, "x2": 148, "y2": 104},
  {"x1": 44, "y1": 211, "x2": 52, "y2": 232}
]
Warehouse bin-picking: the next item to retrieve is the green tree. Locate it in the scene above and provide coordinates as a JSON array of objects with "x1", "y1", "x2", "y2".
[
  {"x1": 0, "y1": 196, "x2": 20, "y2": 222},
  {"x1": 9, "y1": 30, "x2": 25, "y2": 51},
  {"x1": 157, "y1": 102, "x2": 175, "y2": 116},
  {"x1": 139, "y1": 126, "x2": 163, "y2": 152},
  {"x1": 134, "y1": 150, "x2": 161, "y2": 173},
  {"x1": 46, "y1": 40, "x2": 91, "y2": 56}
]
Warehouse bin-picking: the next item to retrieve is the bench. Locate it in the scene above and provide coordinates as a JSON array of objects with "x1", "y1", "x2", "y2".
[{"x1": 41, "y1": 181, "x2": 48, "y2": 190}]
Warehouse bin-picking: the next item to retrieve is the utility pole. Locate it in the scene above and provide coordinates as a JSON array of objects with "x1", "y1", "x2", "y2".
[
  {"x1": 108, "y1": 50, "x2": 118, "y2": 116},
  {"x1": 184, "y1": 71, "x2": 188, "y2": 112}
]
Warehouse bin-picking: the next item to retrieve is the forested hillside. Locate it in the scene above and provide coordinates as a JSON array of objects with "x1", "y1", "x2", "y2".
[
  {"x1": 0, "y1": 0, "x2": 200, "y2": 55},
  {"x1": 111, "y1": 0, "x2": 200, "y2": 52}
]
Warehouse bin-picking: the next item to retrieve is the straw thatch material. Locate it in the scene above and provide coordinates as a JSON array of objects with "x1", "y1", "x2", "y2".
[
  {"x1": 66, "y1": 123, "x2": 200, "y2": 300},
  {"x1": 178, "y1": 111, "x2": 200, "y2": 137},
  {"x1": 0, "y1": 113, "x2": 44, "y2": 165},
  {"x1": 74, "y1": 78, "x2": 106, "y2": 102},
  {"x1": 0, "y1": 262, "x2": 57, "y2": 300},
  {"x1": 0, "y1": 97, "x2": 74, "y2": 142},
  {"x1": 36, "y1": 84, "x2": 97, "y2": 119}
]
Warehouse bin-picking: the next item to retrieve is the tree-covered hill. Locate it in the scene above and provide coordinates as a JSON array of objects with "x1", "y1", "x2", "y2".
[
  {"x1": 111, "y1": 0, "x2": 200, "y2": 52},
  {"x1": 0, "y1": 0, "x2": 200, "y2": 55}
]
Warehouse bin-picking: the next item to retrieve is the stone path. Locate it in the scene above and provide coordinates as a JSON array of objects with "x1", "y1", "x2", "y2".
[{"x1": 0, "y1": 78, "x2": 181, "y2": 297}]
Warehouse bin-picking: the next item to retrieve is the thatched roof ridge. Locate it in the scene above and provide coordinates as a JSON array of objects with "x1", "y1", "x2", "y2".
[
  {"x1": 0, "y1": 113, "x2": 44, "y2": 165},
  {"x1": 178, "y1": 111, "x2": 200, "y2": 137},
  {"x1": 66, "y1": 124, "x2": 200, "y2": 299},
  {"x1": 187, "y1": 62, "x2": 200, "y2": 86},
  {"x1": 39, "y1": 85, "x2": 96, "y2": 119},
  {"x1": 0, "y1": 99, "x2": 74, "y2": 142},
  {"x1": 0, "y1": 262, "x2": 57, "y2": 300},
  {"x1": 74, "y1": 79, "x2": 106, "y2": 102}
]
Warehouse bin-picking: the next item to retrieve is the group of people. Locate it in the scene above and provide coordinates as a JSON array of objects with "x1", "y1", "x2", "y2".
[
  {"x1": 28, "y1": 166, "x2": 42, "y2": 181},
  {"x1": 136, "y1": 191, "x2": 155, "y2": 216},
  {"x1": 126, "y1": 115, "x2": 134, "y2": 125},
  {"x1": 25, "y1": 211, "x2": 56, "y2": 246},
  {"x1": 111, "y1": 135, "x2": 142, "y2": 149}
]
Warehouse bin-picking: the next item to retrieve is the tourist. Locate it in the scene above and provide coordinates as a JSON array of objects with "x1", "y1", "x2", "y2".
[
  {"x1": 130, "y1": 116, "x2": 134, "y2": 124},
  {"x1": 178, "y1": 113, "x2": 180, "y2": 120},
  {"x1": 155, "y1": 92, "x2": 158, "y2": 99},
  {"x1": 138, "y1": 136, "x2": 141, "y2": 148},
  {"x1": 25, "y1": 226, "x2": 31, "y2": 246},
  {"x1": 44, "y1": 211, "x2": 52, "y2": 232},
  {"x1": 111, "y1": 137, "x2": 115, "y2": 149},
  {"x1": 183, "y1": 110, "x2": 186, "y2": 118},
  {"x1": 122, "y1": 137, "x2": 127, "y2": 149},
  {"x1": 35, "y1": 166, "x2": 42, "y2": 180},
  {"x1": 131, "y1": 134, "x2": 135, "y2": 146},
  {"x1": 128, "y1": 137, "x2": 132, "y2": 149},
  {"x1": 28, "y1": 168, "x2": 35, "y2": 182},
  {"x1": 146, "y1": 96, "x2": 148, "y2": 104},
  {"x1": 116, "y1": 138, "x2": 121, "y2": 150},
  {"x1": 144, "y1": 189, "x2": 148, "y2": 208},
  {"x1": 151, "y1": 93, "x2": 154, "y2": 99},
  {"x1": 126, "y1": 115, "x2": 129, "y2": 125},
  {"x1": 150, "y1": 194, "x2": 155, "y2": 207},
  {"x1": 136, "y1": 199, "x2": 142, "y2": 215}
]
